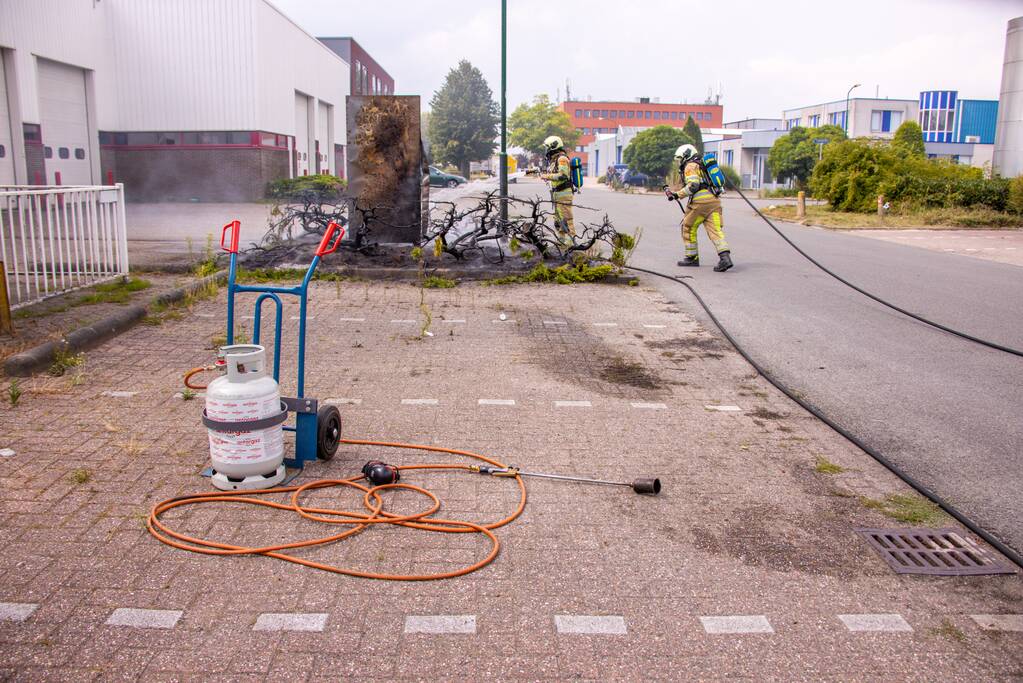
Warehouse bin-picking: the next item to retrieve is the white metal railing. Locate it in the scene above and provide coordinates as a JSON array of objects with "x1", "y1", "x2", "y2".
[{"x1": 0, "y1": 184, "x2": 129, "y2": 309}]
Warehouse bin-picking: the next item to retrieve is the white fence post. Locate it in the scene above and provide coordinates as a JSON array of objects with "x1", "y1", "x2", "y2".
[{"x1": 0, "y1": 185, "x2": 131, "y2": 310}]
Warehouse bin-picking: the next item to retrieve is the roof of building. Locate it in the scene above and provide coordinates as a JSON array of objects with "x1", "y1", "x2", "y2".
[{"x1": 784, "y1": 96, "x2": 917, "y2": 112}]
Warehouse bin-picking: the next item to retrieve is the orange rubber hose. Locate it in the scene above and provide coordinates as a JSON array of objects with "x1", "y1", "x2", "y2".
[
  {"x1": 183, "y1": 366, "x2": 215, "y2": 390},
  {"x1": 147, "y1": 439, "x2": 527, "y2": 581}
]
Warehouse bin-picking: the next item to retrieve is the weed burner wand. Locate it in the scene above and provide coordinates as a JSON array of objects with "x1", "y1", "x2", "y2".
[{"x1": 470, "y1": 464, "x2": 661, "y2": 495}]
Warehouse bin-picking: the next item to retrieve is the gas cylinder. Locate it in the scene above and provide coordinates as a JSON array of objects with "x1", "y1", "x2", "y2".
[{"x1": 205, "y1": 345, "x2": 286, "y2": 490}]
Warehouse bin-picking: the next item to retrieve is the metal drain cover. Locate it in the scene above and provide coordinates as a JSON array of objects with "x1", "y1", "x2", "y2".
[{"x1": 857, "y1": 528, "x2": 1017, "y2": 576}]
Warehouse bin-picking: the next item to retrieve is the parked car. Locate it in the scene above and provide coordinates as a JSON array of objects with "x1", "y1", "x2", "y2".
[
  {"x1": 429, "y1": 166, "x2": 468, "y2": 188},
  {"x1": 621, "y1": 169, "x2": 649, "y2": 188}
]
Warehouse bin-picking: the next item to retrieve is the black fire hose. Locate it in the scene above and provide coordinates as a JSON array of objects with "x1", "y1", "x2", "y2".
[
  {"x1": 728, "y1": 183, "x2": 1023, "y2": 359},
  {"x1": 620, "y1": 261, "x2": 1022, "y2": 569}
]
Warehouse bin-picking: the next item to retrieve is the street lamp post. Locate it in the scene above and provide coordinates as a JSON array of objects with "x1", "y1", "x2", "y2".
[
  {"x1": 845, "y1": 83, "x2": 861, "y2": 135},
  {"x1": 499, "y1": 0, "x2": 508, "y2": 221}
]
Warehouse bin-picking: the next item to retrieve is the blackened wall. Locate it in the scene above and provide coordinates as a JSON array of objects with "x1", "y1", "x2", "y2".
[{"x1": 101, "y1": 148, "x2": 289, "y2": 202}]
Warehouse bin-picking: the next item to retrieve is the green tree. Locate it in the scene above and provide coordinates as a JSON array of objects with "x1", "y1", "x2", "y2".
[
  {"x1": 768, "y1": 124, "x2": 847, "y2": 188},
  {"x1": 509, "y1": 94, "x2": 580, "y2": 157},
  {"x1": 428, "y1": 60, "x2": 499, "y2": 178},
  {"x1": 683, "y1": 116, "x2": 704, "y2": 155},
  {"x1": 892, "y1": 120, "x2": 926, "y2": 158},
  {"x1": 622, "y1": 125, "x2": 693, "y2": 183}
]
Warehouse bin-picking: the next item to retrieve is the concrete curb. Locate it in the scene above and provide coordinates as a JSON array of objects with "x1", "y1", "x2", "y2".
[{"x1": 2, "y1": 270, "x2": 227, "y2": 377}]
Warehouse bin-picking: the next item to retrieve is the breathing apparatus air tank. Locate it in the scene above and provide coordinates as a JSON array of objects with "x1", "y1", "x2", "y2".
[{"x1": 204, "y1": 345, "x2": 287, "y2": 490}]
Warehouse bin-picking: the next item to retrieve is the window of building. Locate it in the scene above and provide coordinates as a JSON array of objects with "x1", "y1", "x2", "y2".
[
  {"x1": 592, "y1": 109, "x2": 600, "y2": 117},
  {"x1": 610, "y1": 110, "x2": 616, "y2": 119},
  {"x1": 695, "y1": 112, "x2": 703, "y2": 120},
  {"x1": 786, "y1": 118, "x2": 800, "y2": 130},
  {"x1": 354, "y1": 60, "x2": 362, "y2": 93},
  {"x1": 619, "y1": 110, "x2": 625, "y2": 117},
  {"x1": 44, "y1": 146, "x2": 53, "y2": 158},
  {"x1": 668, "y1": 112, "x2": 676, "y2": 120},
  {"x1": 870, "y1": 110, "x2": 903, "y2": 133},
  {"x1": 808, "y1": 114, "x2": 820, "y2": 127},
  {"x1": 653, "y1": 111, "x2": 660, "y2": 120},
  {"x1": 828, "y1": 111, "x2": 846, "y2": 128},
  {"x1": 724, "y1": 149, "x2": 733, "y2": 166},
  {"x1": 601, "y1": 109, "x2": 608, "y2": 117},
  {"x1": 644, "y1": 111, "x2": 651, "y2": 119},
  {"x1": 627, "y1": 111, "x2": 634, "y2": 119},
  {"x1": 575, "y1": 146, "x2": 583, "y2": 152},
  {"x1": 583, "y1": 127, "x2": 590, "y2": 135},
  {"x1": 74, "y1": 148, "x2": 85, "y2": 160},
  {"x1": 157, "y1": 133, "x2": 180, "y2": 145},
  {"x1": 575, "y1": 109, "x2": 582, "y2": 117},
  {"x1": 680, "y1": 112, "x2": 687, "y2": 120},
  {"x1": 23, "y1": 124, "x2": 42, "y2": 143},
  {"x1": 58, "y1": 147, "x2": 69, "y2": 159},
  {"x1": 0, "y1": 144, "x2": 5, "y2": 158}
]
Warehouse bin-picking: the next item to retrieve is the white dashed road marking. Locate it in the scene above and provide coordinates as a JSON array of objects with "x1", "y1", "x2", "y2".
[
  {"x1": 593, "y1": 322, "x2": 618, "y2": 327},
  {"x1": 555, "y1": 615, "x2": 627, "y2": 635},
  {"x1": 196, "y1": 313, "x2": 216, "y2": 318},
  {"x1": 325, "y1": 398, "x2": 362, "y2": 405},
  {"x1": 705, "y1": 405, "x2": 741, "y2": 412},
  {"x1": 554, "y1": 400, "x2": 592, "y2": 408},
  {"x1": 838, "y1": 614, "x2": 913, "y2": 632},
  {"x1": 700, "y1": 615, "x2": 774, "y2": 634},
  {"x1": 102, "y1": 391, "x2": 139, "y2": 398},
  {"x1": 0, "y1": 448, "x2": 15, "y2": 458},
  {"x1": 290, "y1": 315, "x2": 315, "y2": 320},
  {"x1": 0, "y1": 603, "x2": 38, "y2": 622},
  {"x1": 970, "y1": 614, "x2": 1023, "y2": 631},
  {"x1": 631, "y1": 402, "x2": 667, "y2": 410},
  {"x1": 254, "y1": 613, "x2": 328, "y2": 632},
  {"x1": 106, "y1": 608, "x2": 182, "y2": 629},
  {"x1": 492, "y1": 318, "x2": 516, "y2": 323},
  {"x1": 338, "y1": 317, "x2": 366, "y2": 322},
  {"x1": 478, "y1": 399, "x2": 516, "y2": 406},
  {"x1": 402, "y1": 398, "x2": 439, "y2": 405},
  {"x1": 643, "y1": 324, "x2": 667, "y2": 329},
  {"x1": 404, "y1": 615, "x2": 476, "y2": 634},
  {"x1": 443, "y1": 319, "x2": 467, "y2": 323}
]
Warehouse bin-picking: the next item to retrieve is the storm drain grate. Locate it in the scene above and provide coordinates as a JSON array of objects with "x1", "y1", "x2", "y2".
[{"x1": 856, "y1": 528, "x2": 1017, "y2": 576}]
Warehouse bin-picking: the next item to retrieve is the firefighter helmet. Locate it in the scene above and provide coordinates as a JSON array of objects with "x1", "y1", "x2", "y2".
[
  {"x1": 543, "y1": 136, "x2": 565, "y2": 154},
  {"x1": 674, "y1": 144, "x2": 698, "y2": 162}
]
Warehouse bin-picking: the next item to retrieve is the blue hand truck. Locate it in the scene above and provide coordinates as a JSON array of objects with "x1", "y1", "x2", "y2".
[{"x1": 216, "y1": 218, "x2": 346, "y2": 469}]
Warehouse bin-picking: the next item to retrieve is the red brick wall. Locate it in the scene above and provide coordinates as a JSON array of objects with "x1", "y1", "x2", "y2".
[
  {"x1": 562, "y1": 101, "x2": 724, "y2": 168},
  {"x1": 102, "y1": 148, "x2": 290, "y2": 202}
]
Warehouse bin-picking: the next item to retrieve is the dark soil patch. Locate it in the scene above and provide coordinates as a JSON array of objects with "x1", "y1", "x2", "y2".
[
  {"x1": 748, "y1": 407, "x2": 787, "y2": 420},
  {"x1": 644, "y1": 335, "x2": 727, "y2": 360},
  {"x1": 599, "y1": 356, "x2": 663, "y2": 390}
]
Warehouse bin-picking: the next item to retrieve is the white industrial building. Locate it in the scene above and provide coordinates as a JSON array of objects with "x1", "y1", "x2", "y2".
[{"x1": 0, "y1": 0, "x2": 350, "y2": 200}]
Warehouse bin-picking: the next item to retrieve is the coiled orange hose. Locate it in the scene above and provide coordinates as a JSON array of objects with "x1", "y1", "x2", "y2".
[
  {"x1": 147, "y1": 439, "x2": 527, "y2": 581},
  {"x1": 183, "y1": 366, "x2": 215, "y2": 390}
]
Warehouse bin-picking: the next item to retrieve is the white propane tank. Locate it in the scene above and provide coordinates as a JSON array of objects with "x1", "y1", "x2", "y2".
[{"x1": 205, "y1": 345, "x2": 286, "y2": 490}]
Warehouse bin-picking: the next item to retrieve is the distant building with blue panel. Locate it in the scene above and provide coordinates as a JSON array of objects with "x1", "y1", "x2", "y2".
[{"x1": 919, "y1": 90, "x2": 998, "y2": 167}]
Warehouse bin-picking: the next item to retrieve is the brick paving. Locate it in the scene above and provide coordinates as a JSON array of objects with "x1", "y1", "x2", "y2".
[{"x1": 0, "y1": 278, "x2": 1021, "y2": 680}]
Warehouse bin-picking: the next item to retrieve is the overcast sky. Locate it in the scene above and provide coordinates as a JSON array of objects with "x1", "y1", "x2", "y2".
[{"x1": 276, "y1": 0, "x2": 1022, "y2": 121}]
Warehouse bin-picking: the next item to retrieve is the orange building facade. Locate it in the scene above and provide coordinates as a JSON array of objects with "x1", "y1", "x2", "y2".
[{"x1": 561, "y1": 99, "x2": 724, "y2": 169}]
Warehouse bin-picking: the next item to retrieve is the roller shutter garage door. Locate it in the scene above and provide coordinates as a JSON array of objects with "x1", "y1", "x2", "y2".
[
  {"x1": 0, "y1": 52, "x2": 14, "y2": 185},
  {"x1": 294, "y1": 93, "x2": 309, "y2": 176},
  {"x1": 38, "y1": 58, "x2": 92, "y2": 185}
]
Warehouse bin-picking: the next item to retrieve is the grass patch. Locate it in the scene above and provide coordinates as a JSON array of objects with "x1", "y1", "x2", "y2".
[
  {"x1": 48, "y1": 348, "x2": 84, "y2": 377},
  {"x1": 486, "y1": 262, "x2": 616, "y2": 285},
  {"x1": 928, "y1": 618, "x2": 966, "y2": 643},
  {"x1": 860, "y1": 493, "x2": 947, "y2": 525},
  {"x1": 763, "y1": 204, "x2": 1023, "y2": 229},
  {"x1": 69, "y1": 468, "x2": 91, "y2": 484},
  {"x1": 421, "y1": 275, "x2": 457, "y2": 289},
  {"x1": 76, "y1": 277, "x2": 152, "y2": 305},
  {"x1": 210, "y1": 328, "x2": 249, "y2": 348},
  {"x1": 813, "y1": 456, "x2": 846, "y2": 474},
  {"x1": 235, "y1": 267, "x2": 351, "y2": 284},
  {"x1": 7, "y1": 380, "x2": 23, "y2": 407}
]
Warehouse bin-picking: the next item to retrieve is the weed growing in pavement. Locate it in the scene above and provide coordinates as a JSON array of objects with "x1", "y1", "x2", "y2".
[
  {"x1": 181, "y1": 388, "x2": 196, "y2": 401},
  {"x1": 422, "y1": 275, "x2": 457, "y2": 289},
  {"x1": 49, "y1": 348, "x2": 85, "y2": 377},
  {"x1": 195, "y1": 233, "x2": 220, "y2": 277},
  {"x1": 485, "y1": 262, "x2": 616, "y2": 285},
  {"x1": 628, "y1": 279, "x2": 639, "y2": 286},
  {"x1": 7, "y1": 380, "x2": 22, "y2": 407},
  {"x1": 860, "y1": 493, "x2": 946, "y2": 525},
  {"x1": 210, "y1": 328, "x2": 249, "y2": 348},
  {"x1": 928, "y1": 618, "x2": 967, "y2": 643},
  {"x1": 814, "y1": 456, "x2": 846, "y2": 474},
  {"x1": 118, "y1": 436, "x2": 145, "y2": 457},
  {"x1": 70, "y1": 468, "x2": 91, "y2": 484},
  {"x1": 235, "y1": 267, "x2": 352, "y2": 284}
]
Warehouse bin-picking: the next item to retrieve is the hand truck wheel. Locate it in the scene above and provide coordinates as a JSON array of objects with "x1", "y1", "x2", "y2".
[{"x1": 316, "y1": 405, "x2": 342, "y2": 460}]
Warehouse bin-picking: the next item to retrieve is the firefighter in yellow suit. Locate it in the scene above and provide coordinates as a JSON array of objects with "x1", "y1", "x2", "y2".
[
  {"x1": 666, "y1": 144, "x2": 733, "y2": 272},
  {"x1": 539, "y1": 135, "x2": 575, "y2": 243}
]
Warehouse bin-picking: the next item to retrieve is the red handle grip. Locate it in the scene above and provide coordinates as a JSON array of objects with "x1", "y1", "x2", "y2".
[
  {"x1": 315, "y1": 221, "x2": 346, "y2": 256},
  {"x1": 220, "y1": 220, "x2": 240, "y2": 254}
]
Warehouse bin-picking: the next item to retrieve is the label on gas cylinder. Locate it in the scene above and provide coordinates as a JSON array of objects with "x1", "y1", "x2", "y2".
[{"x1": 206, "y1": 394, "x2": 284, "y2": 466}]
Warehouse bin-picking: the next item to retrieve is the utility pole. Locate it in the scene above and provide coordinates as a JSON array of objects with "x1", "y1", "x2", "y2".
[
  {"x1": 499, "y1": 0, "x2": 508, "y2": 221},
  {"x1": 845, "y1": 83, "x2": 861, "y2": 135}
]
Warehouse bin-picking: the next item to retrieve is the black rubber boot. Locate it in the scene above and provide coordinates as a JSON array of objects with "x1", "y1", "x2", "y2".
[
  {"x1": 713, "y1": 251, "x2": 733, "y2": 272},
  {"x1": 677, "y1": 256, "x2": 700, "y2": 267}
]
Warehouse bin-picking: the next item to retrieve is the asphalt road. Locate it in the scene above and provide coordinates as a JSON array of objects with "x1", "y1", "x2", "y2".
[{"x1": 529, "y1": 181, "x2": 1023, "y2": 557}]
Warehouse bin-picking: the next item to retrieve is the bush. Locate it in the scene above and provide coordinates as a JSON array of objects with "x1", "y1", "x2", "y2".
[
  {"x1": 720, "y1": 164, "x2": 741, "y2": 189},
  {"x1": 1008, "y1": 176, "x2": 1023, "y2": 214},
  {"x1": 810, "y1": 138, "x2": 1006, "y2": 213},
  {"x1": 267, "y1": 174, "x2": 346, "y2": 201}
]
